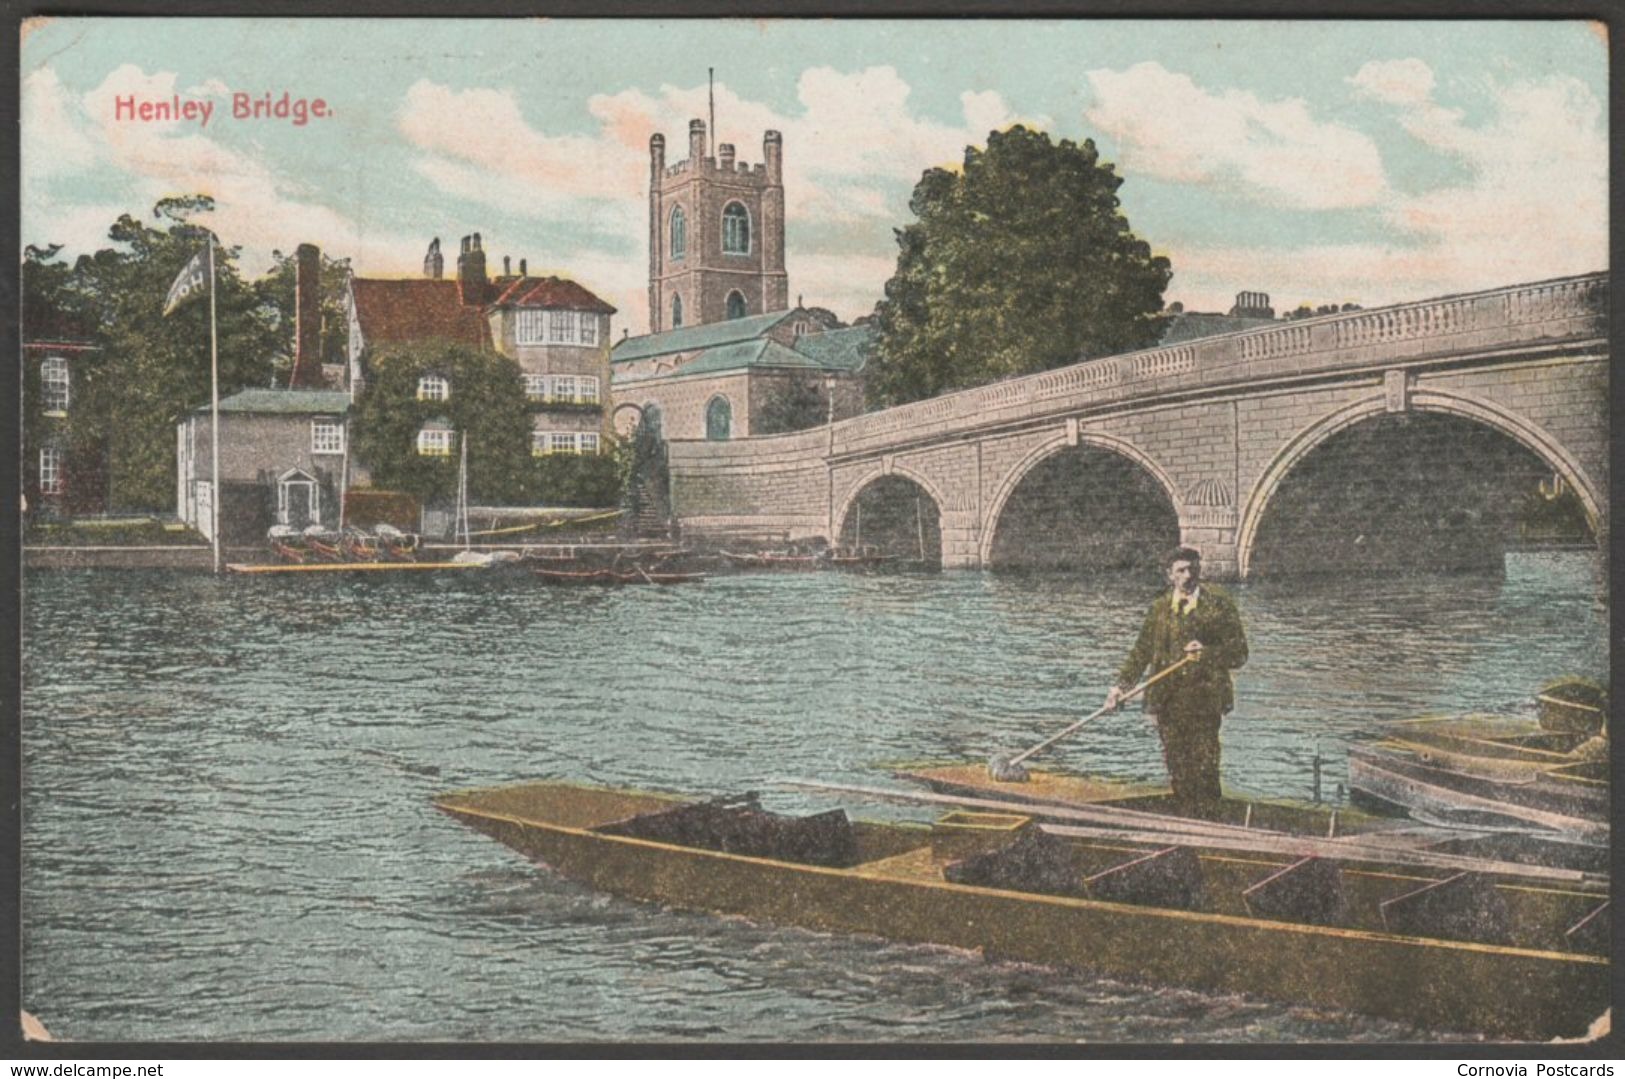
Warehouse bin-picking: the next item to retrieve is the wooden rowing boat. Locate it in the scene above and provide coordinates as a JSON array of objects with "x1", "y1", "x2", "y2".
[
  {"x1": 435, "y1": 780, "x2": 1608, "y2": 1040},
  {"x1": 895, "y1": 762, "x2": 1607, "y2": 874},
  {"x1": 227, "y1": 560, "x2": 485, "y2": 574},
  {"x1": 1347, "y1": 744, "x2": 1606, "y2": 844}
]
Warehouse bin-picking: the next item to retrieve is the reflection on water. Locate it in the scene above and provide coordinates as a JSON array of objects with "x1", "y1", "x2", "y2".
[{"x1": 21, "y1": 552, "x2": 1605, "y2": 1042}]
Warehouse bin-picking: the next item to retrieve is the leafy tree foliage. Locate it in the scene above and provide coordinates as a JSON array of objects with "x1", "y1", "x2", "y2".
[
  {"x1": 754, "y1": 377, "x2": 829, "y2": 435},
  {"x1": 351, "y1": 340, "x2": 532, "y2": 505},
  {"x1": 868, "y1": 126, "x2": 1172, "y2": 408},
  {"x1": 25, "y1": 197, "x2": 284, "y2": 510},
  {"x1": 528, "y1": 447, "x2": 623, "y2": 507}
]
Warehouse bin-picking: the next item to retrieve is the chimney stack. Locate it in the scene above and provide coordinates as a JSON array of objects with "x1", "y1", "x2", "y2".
[
  {"x1": 519, "y1": 258, "x2": 527, "y2": 276},
  {"x1": 456, "y1": 233, "x2": 488, "y2": 305},
  {"x1": 423, "y1": 237, "x2": 443, "y2": 280},
  {"x1": 292, "y1": 243, "x2": 322, "y2": 389},
  {"x1": 503, "y1": 255, "x2": 511, "y2": 277}
]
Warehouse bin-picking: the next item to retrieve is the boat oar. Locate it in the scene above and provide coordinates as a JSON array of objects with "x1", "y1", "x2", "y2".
[{"x1": 987, "y1": 655, "x2": 1196, "y2": 783}]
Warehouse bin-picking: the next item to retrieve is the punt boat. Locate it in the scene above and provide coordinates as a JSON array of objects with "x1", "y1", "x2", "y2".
[
  {"x1": 1347, "y1": 742, "x2": 1605, "y2": 843},
  {"x1": 435, "y1": 780, "x2": 1609, "y2": 1040}
]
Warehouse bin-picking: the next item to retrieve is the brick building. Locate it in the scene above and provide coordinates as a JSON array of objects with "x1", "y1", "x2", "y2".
[
  {"x1": 22, "y1": 296, "x2": 103, "y2": 516},
  {"x1": 176, "y1": 389, "x2": 357, "y2": 544},
  {"x1": 348, "y1": 233, "x2": 616, "y2": 459}
]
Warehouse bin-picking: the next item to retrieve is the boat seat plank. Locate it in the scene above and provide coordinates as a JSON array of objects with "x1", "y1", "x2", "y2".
[
  {"x1": 1241, "y1": 856, "x2": 1350, "y2": 927},
  {"x1": 1379, "y1": 871, "x2": 1514, "y2": 946}
]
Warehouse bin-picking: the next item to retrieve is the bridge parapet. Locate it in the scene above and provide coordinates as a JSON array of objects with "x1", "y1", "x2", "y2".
[{"x1": 831, "y1": 273, "x2": 1606, "y2": 459}]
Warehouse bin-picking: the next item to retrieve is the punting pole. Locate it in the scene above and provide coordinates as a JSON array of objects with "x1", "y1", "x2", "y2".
[{"x1": 774, "y1": 778, "x2": 1604, "y2": 888}]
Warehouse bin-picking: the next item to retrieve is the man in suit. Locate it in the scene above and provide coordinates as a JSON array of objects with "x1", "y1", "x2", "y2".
[{"x1": 1105, "y1": 546, "x2": 1249, "y2": 817}]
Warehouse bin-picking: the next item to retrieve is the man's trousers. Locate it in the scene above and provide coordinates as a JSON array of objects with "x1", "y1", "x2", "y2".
[{"x1": 1150, "y1": 706, "x2": 1223, "y2": 817}]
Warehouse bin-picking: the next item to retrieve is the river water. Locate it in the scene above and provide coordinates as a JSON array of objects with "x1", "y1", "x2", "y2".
[{"x1": 20, "y1": 552, "x2": 1606, "y2": 1043}]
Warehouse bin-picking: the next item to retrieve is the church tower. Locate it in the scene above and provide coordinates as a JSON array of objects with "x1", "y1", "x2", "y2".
[{"x1": 647, "y1": 120, "x2": 788, "y2": 333}]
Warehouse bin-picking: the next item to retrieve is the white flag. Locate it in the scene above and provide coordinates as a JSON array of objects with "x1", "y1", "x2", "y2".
[{"x1": 162, "y1": 248, "x2": 209, "y2": 316}]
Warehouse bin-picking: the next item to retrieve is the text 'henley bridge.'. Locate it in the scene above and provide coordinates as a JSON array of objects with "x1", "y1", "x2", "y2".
[{"x1": 659, "y1": 273, "x2": 1607, "y2": 579}]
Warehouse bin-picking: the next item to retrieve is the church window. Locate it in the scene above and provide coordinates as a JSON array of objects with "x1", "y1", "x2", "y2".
[
  {"x1": 722, "y1": 202, "x2": 750, "y2": 254},
  {"x1": 671, "y1": 294, "x2": 683, "y2": 328},
  {"x1": 670, "y1": 206, "x2": 686, "y2": 261},
  {"x1": 706, "y1": 396, "x2": 732, "y2": 441},
  {"x1": 726, "y1": 291, "x2": 747, "y2": 320}
]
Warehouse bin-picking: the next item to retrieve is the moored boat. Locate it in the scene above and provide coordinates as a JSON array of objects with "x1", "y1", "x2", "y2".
[
  {"x1": 435, "y1": 780, "x2": 1608, "y2": 1040},
  {"x1": 1347, "y1": 741, "x2": 1606, "y2": 843}
]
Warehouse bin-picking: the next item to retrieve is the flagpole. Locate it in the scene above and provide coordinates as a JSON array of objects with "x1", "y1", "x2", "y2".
[{"x1": 208, "y1": 231, "x2": 221, "y2": 575}]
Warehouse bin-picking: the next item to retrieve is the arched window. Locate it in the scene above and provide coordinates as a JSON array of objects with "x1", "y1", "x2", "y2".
[
  {"x1": 706, "y1": 396, "x2": 732, "y2": 441},
  {"x1": 722, "y1": 202, "x2": 750, "y2": 254},
  {"x1": 671, "y1": 294, "x2": 683, "y2": 329},
  {"x1": 670, "y1": 205, "x2": 686, "y2": 261},
  {"x1": 726, "y1": 291, "x2": 747, "y2": 320}
]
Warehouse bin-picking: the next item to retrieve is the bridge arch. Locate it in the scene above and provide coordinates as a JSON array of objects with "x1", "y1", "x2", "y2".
[
  {"x1": 1237, "y1": 388, "x2": 1603, "y2": 578},
  {"x1": 978, "y1": 429, "x2": 1181, "y2": 569},
  {"x1": 833, "y1": 462, "x2": 948, "y2": 557}
]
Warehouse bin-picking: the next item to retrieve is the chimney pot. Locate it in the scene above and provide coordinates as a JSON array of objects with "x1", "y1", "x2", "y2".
[{"x1": 519, "y1": 258, "x2": 526, "y2": 276}]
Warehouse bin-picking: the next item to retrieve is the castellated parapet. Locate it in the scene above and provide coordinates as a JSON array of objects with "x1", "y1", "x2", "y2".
[{"x1": 647, "y1": 119, "x2": 789, "y2": 333}]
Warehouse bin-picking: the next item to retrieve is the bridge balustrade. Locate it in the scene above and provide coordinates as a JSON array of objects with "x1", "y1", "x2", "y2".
[{"x1": 828, "y1": 273, "x2": 1605, "y2": 459}]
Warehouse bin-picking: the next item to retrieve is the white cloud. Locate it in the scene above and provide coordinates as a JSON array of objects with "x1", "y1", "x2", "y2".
[
  {"x1": 1084, "y1": 61, "x2": 1388, "y2": 210},
  {"x1": 397, "y1": 67, "x2": 1032, "y2": 324},
  {"x1": 1372, "y1": 66, "x2": 1605, "y2": 287},
  {"x1": 22, "y1": 63, "x2": 430, "y2": 277},
  {"x1": 1348, "y1": 58, "x2": 1435, "y2": 107}
]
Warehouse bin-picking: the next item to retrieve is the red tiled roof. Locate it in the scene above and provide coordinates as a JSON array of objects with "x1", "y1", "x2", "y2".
[
  {"x1": 490, "y1": 276, "x2": 616, "y2": 315},
  {"x1": 350, "y1": 278, "x2": 492, "y2": 349}
]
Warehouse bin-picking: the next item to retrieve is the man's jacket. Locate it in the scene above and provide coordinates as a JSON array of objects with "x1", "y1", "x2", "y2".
[{"x1": 1115, "y1": 584, "x2": 1249, "y2": 716}]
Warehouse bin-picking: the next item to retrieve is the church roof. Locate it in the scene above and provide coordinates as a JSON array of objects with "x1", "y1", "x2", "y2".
[
  {"x1": 790, "y1": 324, "x2": 873, "y2": 372},
  {"x1": 611, "y1": 310, "x2": 797, "y2": 363},
  {"x1": 351, "y1": 278, "x2": 492, "y2": 350},
  {"x1": 490, "y1": 276, "x2": 616, "y2": 314}
]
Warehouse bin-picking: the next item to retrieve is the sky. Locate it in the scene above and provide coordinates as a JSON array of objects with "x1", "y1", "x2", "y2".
[{"x1": 20, "y1": 18, "x2": 1609, "y2": 333}]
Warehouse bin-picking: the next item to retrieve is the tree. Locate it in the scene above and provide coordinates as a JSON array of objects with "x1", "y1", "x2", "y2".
[
  {"x1": 351, "y1": 339, "x2": 532, "y2": 505},
  {"x1": 755, "y1": 377, "x2": 828, "y2": 435},
  {"x1": 36, "y1": 197, "x2": 283, "y2": 510},
  {"x1": 867, "y1": 126, "x2": 1172, "y2": 408}
]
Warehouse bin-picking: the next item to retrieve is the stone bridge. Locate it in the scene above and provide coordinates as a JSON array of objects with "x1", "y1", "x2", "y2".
[{"x1": 665, "y1": 273, "x2": 1607, "y2": 577}]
